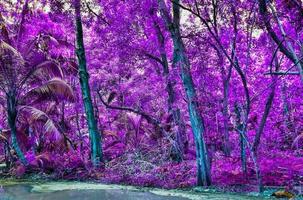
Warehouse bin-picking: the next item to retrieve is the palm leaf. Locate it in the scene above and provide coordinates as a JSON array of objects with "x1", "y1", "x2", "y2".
[
  {"x1": 22, "y1": 36, "x2": 40, "y2": 59},
  {"x1": 18, "y1": 106, "x2": 61, "y2": 141},
  {"x1": 0, "y1": 40, "x2": 24, "y2": 82},
  {"x1": 23, "y1": 78, "x2": 75, "y2": 103},
  {"x1": 66, "y1": 60, "x2": 78, "y2": 75},
  {"x1": 44, "y1": 34, "x2": 60, "y2": 46},
  {"x1": 31, "y1": 60, "x2": 64, "y2": 79},
  {"x1": 45, "y1": 102, "x2": 59, "y2": 115},
  {"x1": 0, "y1": 40, "x2": 24, "y2": 63}
]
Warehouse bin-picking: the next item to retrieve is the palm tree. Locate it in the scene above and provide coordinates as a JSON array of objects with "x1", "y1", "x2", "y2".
[{"x1": 0, "y1": 40, "x2": 74, "y2": 165}]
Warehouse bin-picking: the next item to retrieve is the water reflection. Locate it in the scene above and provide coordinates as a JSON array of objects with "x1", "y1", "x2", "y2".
[{"x1": 0, "y1": 184, "x2": 186, "y2": 200}]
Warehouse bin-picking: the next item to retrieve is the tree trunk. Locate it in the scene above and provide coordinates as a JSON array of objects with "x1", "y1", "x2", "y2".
[
  {"x1": 75, "y1": 106, "x2": 84, "y2": 160},
  {"x1": 158, "y1": 0, "x2": 211, "y2": 186},
  {"x1": 222, "y1": 75, "x2": 231, "y2": 156},
  {"x1": 7, "y1": 92, "x2": 28, "y2": 166},
  {"x1": 1, "y1": 128, "x2": 13, "y2": 168},
  {"x1": 234, "y1": 103, "x2": 247, "y2": 174},
  {"x1": 281, "y1": 80, "x2": 295, "y2": 146},
  {"x1": 253, "y1": 79, "x2": 276, "y2": 152},
  {"x1": 212, "y1": 44, "x2": 231, "y2": 156},
  {"x1": 152, "y1": 18, "x2": 185, "y2": 161},
  {"x1": 4, "y1": 141, "x2": 13, "y2": 168},
  {"x1": 74, "y1": 0, "x2": 102, "y2": 166}
]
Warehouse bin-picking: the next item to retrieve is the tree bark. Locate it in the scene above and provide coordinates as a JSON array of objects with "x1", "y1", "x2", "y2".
[
  {"x1": 253, "y1": 54, "x2": 278, "y2": 152},
  {"x1": 158, "y1": 0, "x2": 211, "y2": 186},
  {"x1": 213, "y1": 44, "x2": 232, "y2": 156},
  {"x1": 0, "y1": 129, "x2": 13, "y2": 168},
  {"x1": 252, "y1": 84, "x2": 275, "y2": 152},
  {"x1": 234, "y1": 103, "x2": 247, "y2": 174},
  {"x1": 7, "y1": 91, "x2": 28, "y2": 165},
  {"x1": 281, "y1": 80, "x2": 295, "y2": 146},
  {"x1": 74, "y1": 0, "x2": 102, "y2": 166},
  {"x1": 222, "y1": 79, "x2": 231, "y2": 156},
  {"x1": 75, "y1": 105, "x2": 84, "y2": 160},
  {"x1": 151, "y1": 17, "x2": 186, "y2": 161}
]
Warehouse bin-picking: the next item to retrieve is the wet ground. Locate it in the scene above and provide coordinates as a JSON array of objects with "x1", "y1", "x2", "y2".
[{"x1": 0, "y1": 180, "x2": 277, "y2": 200}]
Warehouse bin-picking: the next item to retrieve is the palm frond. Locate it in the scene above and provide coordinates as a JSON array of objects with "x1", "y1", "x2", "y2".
[
  {"x1": 45, "y1": 102, "x2": 59, "y2": 115},
  {"x1": 0, "y1": 40, "x2": 24, "y2": 81},
  {"x1": 42, "y1": 34, "x2": 60, "y2": 46},
  {"x1": 0, "y1": 40, "x2": 26, "y2": 89},
  {"x1": 22, "y1": 36, "x2": 40, "y2": 59},
  {"x1": 18, "y1": 106, "x2": 61, "y2": 141},
  {"x1": 66, "y1": 60, "x2": 78, "y2": 75},
  {"x1": 0, "y1": 40, "x2": 24, "y2": 63},
  {"x1": 23, "y1": 78, "x2": 75, "y2": 104},
  {"x1": 32, "y1": 60, "x2": 64, "y2": 79}
]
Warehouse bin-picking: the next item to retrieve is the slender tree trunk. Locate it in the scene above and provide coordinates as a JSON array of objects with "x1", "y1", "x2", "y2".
[
  {"x1": 232, "y1": 51, "x2": 250, "y2": 175},
  {"x1": 234, "y1": 103, "x2": 247, "y2": 174},
  {"x1": 281, "y1": 80, "x2": 295, "y2": 145},
  {"x1": 212, "y1": 44, "x2": 232, "y2": 156},
  {"x1": 152, "y1": 18, "x2": 185, "y2": 161},
  {"x1": 158, "y1": 0, "x2": 211, "y2": 186},
  {"x1": 253, "y1": 42, "x2": 279, "y2": 152},
  {"x1": 7, "y1": 91, "x2": 28, "y2": 166},
  {"x1": 60, "y1": 102, "x2": 68, "y2": 149},
  {"x1": 4, "y1": 141, "x2": 13, "y2": 168},
  {"x1": 222, "y1": 80, "x2": 231, "y2": 156},
  {"x1": 74, "y1": 0, "x2": 102, "y2": 166},
  {"x1": 253, "y1": 71, "x2": 277, "y2": 152},
  {"x1": 75, "y1": 106, "x2": 84, "y2": 160},
  {"x1": 238, "y1": 128, "x2": 263, "y2": 192},
  {"x1": 93, "y1": 94, "x2": 103, "y2": 134},
  {"x1": 235, "y1": 103, "x2": 263, "y2": 192},
  {"x1": 1, "y1": 128, "x2": 13, "y2": 168}
]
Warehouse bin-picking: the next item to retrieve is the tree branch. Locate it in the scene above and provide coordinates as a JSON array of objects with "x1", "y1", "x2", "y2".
[
  {"x1": 258, "y1": 0, "x2": 303, "y2": 80},
  {"x1": 264, "y1": 71, "x2": 300, "y2": 75},
  {"x1": 97, "y1": 90, "x2": 166, "y2": 136},
  {"x1": 85, "y1": 1, "x2": 110, "y2": 26}
]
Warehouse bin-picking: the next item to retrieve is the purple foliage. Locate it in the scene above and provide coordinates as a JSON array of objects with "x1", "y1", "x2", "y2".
[{"x1": 0, "y1": 0, "x2": 302, "y2": 192}]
